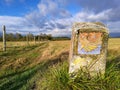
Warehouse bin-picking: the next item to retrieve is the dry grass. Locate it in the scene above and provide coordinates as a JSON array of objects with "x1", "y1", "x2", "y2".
[
  {"x1": 108, "y1": 38, "x2": 120, "y2": 49},
  {"x1": 0, "y1": 39, "x2": 120, "y2": 90},
  {"x1": 0, "y1": 41, "x2": 39, "y2": 51}
]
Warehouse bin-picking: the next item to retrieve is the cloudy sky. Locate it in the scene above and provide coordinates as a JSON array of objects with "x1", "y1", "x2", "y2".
[{"x1": 0, "y1": 0, "x2": 120, "y2": 36}]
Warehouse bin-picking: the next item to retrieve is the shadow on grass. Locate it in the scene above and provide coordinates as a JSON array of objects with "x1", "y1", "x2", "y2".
[
  {"x1": 106, "y1": 54, "x2": 120, "y2": 70},
  {"x1": 0, "y1": 43, "x2": 45, "y2": 57},
  {"x1": 44, "y1": 49, "x2": 120, "y2": 90},
  {"x1": 0, "y1": 51, "x2": 69, "y2": 90},
  {"x1": 1, "y1": 48, "x2": 119, "y2": 90},
  {"x1": 0, "y1": 63, "x2": 44, "y2": 90},
  {"x1": 106, "y1": 49, "x2": 120, "y2": 69}
]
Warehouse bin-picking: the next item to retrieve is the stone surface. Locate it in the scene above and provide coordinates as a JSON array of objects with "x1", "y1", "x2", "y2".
[{"x1": 69, "y1": 22, "x2": 109, "y2": 76}]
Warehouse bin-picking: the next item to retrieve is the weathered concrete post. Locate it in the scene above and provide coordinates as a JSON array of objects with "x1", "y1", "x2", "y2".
[
  {"x1": 69, "y1": 22, "x2": 109, "y2": 76},
  {"x1": 34, "y1": 36, "x2": 36, "y2": 44},
  {"x1": 2, "y1": 25, "x2": 6, "y2": 51}
]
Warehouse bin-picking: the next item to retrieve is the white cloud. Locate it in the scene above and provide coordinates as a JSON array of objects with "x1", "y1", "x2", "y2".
[
  {"x1": 24, "y1": 0, "x2": 72, "y2": 36},
  {"x1": 38, "y1": 3, "x2": 47, "y2": 16},
  {"x1": 107, "y1": 21, "x2": 120, "y2": 32},
  {"x1": 35, "y1": 0, "x2": 68, "y2": 17},
  {"x1": 45, "y1": 9, "x2": 120, "y2": 36},
  {"x1": 72, "y1": 9, "x2": 113, "y2": 22},
  {"x1": 47, "y1": 28, "x2": 71, "y2": 37},
  {"x1": 87, "y1": 9, "x2": 111, "y2": 21},
  {"x1": 0, "y1": 0, "x2": 120, "y2": 36},
  {"x1": 0, "y1": 16, "x2": 39, "y2": 34},
  {"x1": 1, "y1": 8, "x2": 120, "y2": 36},
  {"x1": 0, "y1": 16, "x2": 25, "y2": 26}
]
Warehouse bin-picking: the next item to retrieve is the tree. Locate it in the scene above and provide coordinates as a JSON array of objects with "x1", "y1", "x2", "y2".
[
  {"x1": 6, "y1": 33, "x2": 14, "y2": 41},
  {"x1": 47, "y1": 34, "x2": 52, "y2": 40},
  {"x1": 15, "y1": 33, "x2": 23, "y2": 41},
  {"x1": 29, "y1": 33, "x2": 34, "y2": 41}
]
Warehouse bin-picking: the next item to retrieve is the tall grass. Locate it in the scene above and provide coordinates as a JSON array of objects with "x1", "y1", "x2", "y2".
[
  {"x1": 41, "y1": 52, "x2": 120, "y2": 90},
  {"x1": 0, "y1": 40, "x2": 120, "y2": 90}
]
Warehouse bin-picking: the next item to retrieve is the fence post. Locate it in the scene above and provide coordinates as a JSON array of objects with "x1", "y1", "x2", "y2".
[
  {"x1": 34, "y1": 36, "x2": 36, "y2": 44},
  {"x1": 2, "y1": 25, "x2": 6, "y2": 51},
  {"x1": 26, "y1": 33, "x2": 29, "y2": 46}
]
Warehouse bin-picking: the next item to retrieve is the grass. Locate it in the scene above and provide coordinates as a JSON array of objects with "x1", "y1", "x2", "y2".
[
  {"x1": 0, "y1": 41, "x2": 39, "y2": 51},
  {"x1": 0, "y1": 39, "x2": 120, "y2": 90},
  {"x1": 42, "y1": 57, "x2": 120, "y2": 90}
]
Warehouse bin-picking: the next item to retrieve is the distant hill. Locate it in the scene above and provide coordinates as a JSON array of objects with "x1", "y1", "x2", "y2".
[
  {"x1": 110, "y1": 32, "x2": 120, "y2": 38},
  {"x1": 0, "y1": 32, "x2": 120, "y2": 38}
]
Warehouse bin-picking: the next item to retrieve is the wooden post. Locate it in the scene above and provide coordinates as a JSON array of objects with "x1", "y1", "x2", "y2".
[
  {"x1": 29, "y1": 32, "x2": 30, "y2": 44},
  {"x1": 2, "y1": 25, "x2": 6, "y2": 51},
  {"x1": 34, "y1": 36, "x2": 36, "y2": 44},
  {"x1": 26, "y1": 33, "x2": 29, "y2": 46}
]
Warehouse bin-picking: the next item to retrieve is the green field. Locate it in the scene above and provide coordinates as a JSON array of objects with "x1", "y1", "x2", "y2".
[
  {"x1": 0, "y1": 41, "x2": 41, "y2": 51},
  {"x1": 0, "y1": 38, "x2": 120, "y2": 90}
]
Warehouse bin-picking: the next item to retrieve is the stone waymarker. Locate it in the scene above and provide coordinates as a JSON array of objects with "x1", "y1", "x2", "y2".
[{"x1": 69, "y1": 22, "x2": 109, "y2": 76}]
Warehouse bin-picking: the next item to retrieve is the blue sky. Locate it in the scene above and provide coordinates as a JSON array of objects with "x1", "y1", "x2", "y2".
[
  {"x1": 0, "y1": 0, "x2": 40, "y2": 16},
  {"x1": 0, "y1": 0, "x2": 120, "y2": 36}
]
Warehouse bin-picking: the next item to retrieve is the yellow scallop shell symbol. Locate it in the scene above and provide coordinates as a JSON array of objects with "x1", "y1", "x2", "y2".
[{"x1": 73, "y1": 57, "x2": 85, "y2": 65}]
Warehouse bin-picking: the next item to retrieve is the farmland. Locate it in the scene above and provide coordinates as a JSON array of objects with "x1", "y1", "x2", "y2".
[{"x1": 0, "y1": 38, "x2": 120, "y2": 90}]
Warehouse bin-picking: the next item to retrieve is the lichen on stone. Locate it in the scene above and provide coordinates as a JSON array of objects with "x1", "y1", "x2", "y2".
[{"x1": 69, "y1": 22, "x2": 109, "y2": 76}]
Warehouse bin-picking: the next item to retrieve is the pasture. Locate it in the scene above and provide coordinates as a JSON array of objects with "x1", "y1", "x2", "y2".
[{"x1": 0, "y1": 38, "x2": 120, "y2": 90}]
